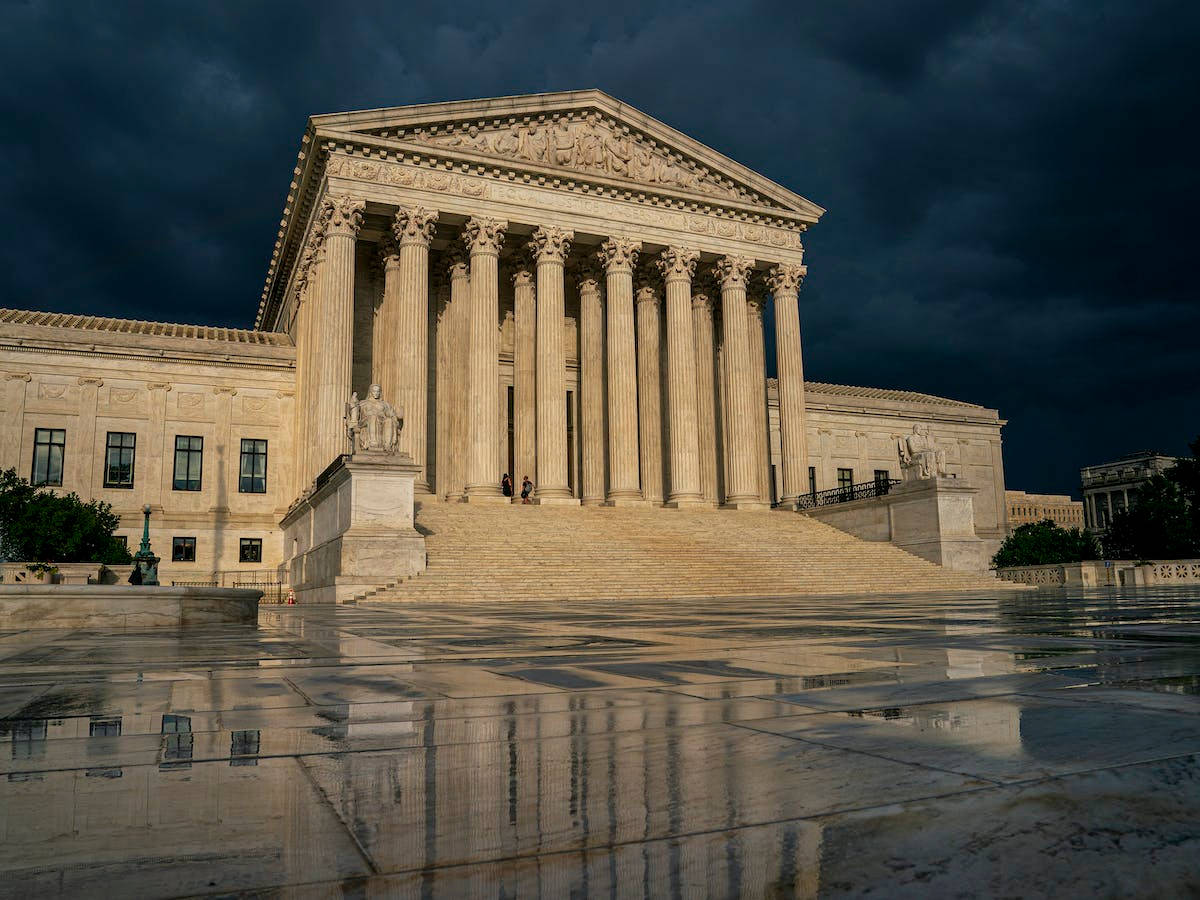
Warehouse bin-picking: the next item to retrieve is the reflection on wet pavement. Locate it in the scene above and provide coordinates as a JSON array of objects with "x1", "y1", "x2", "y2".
[{"x1": 1, "y1": 588, "x2": 1199, "y2": 897}]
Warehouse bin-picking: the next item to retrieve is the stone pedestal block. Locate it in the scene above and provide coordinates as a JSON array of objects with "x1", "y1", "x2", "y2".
[
  {"x1": 888, "y1": 478, "x2": 988, "y2": 573},
  {"x1": 281, "y1": 453, "x2": 426, "y2": 604}
]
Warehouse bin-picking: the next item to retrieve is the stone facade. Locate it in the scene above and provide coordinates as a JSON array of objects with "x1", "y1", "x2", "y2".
[
  {"x1": 0, "y1": 91, "x2": 1012, "y2": 581},
  {"x1": 1005, "y1": 490, "x2": 1085, "y2": 530},
  {"x1": 1080, "y1": 451, "x2": 1177, "y2": 534}
]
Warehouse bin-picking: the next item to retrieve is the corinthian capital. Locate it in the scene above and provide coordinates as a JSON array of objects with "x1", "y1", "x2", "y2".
[
  {"x1": 596, "y1": 237, "x2": 641, "y2": 273},
  {"x1": 322, "y1": 195, "x2": 366, "y2": 236},
  {"x1": 378, "y1": 233, "x2": 401, "y2": 267},
  {"x1": 691, "y1": 274, "x2": 717, "y2": 312},
  {"x1": 574, "y1": 263, "x2": 603, "y2": 294},
  {"x1": 463, "y1": 217, "x2": 508, "y2": 256},
  {"x1": 712, "y1": 255, "x2": 755, "y2": 290},
  {"x1": 394, "y1": 206, "x2": 439, "y2": 246},
  {"x1": 766, "y1": 262, "x2": 807, "y2": 295},
  {"x1": 529, "y1": 226, "x2": 574, "y2": 265},
  {"x1": 657, "y1": 247, "x2": 700, "y2": 282},
  {"x1": 635, "y1": 284, "x2": 660, "y2": 307},
  {"x1": 511, "y1": 267, "x2": 534, "y2": 289},
  {"x1": 445, "y1": 249, "x2": 469, "y2": 280}
]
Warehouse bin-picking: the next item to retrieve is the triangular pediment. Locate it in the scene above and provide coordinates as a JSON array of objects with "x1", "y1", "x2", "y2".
[{"x1": 310, "y1": 90, "x2": 824, "y2": 220}]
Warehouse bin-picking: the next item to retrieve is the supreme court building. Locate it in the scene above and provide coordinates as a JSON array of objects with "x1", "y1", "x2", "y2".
[{"x1": 0, "y1": 92, "x2": 1009, "y2": 583}]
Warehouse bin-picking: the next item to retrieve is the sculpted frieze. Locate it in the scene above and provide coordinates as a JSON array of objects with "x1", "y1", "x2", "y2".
[{"x1": 406, "y1": 112, "x2": 752, "y2": 203}]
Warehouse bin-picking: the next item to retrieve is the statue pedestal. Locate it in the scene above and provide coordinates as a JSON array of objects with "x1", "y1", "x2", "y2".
[
  {"x1": 280, "y1": 453, "x2": 426, "y2": 604},
  {"x1": 888, "y1": 477, "x2": 988, "y2": 573},
  {"x1": 803, "y1": 476, "x2": 989, "y2": 574}
]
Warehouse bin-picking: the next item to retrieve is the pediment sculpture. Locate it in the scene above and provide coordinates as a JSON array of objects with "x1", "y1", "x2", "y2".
[
  {"x1": 346, "y1": 384, "x2": 404, "y2": 455},
  {"x1": 897, "y1": 424, "x2": 948, "y2": 481},
  {"x1": 409, "y1": 113, "x2": 755, "y2": 203}
]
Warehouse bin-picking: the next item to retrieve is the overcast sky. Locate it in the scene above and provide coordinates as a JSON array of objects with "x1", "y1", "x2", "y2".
[{"x1": 2, "y1": 1, "x2": 1197, "y2": 495}]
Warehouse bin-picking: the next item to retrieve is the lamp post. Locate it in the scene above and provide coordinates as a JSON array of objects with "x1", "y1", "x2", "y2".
[{"x1": 132, "y1": 504, "x2": 160, "y2": 586}]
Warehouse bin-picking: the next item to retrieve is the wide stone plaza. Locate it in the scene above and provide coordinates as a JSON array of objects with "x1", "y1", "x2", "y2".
[{"x1": 2, "y1": 587, "x2": 1198, "y2": 897}]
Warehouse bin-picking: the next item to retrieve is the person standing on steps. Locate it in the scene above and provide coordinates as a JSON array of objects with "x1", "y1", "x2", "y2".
[
  {"x1": 501, "y1": 473, "x2": 513, "y2": 498},
  {"x1": 520, "y1": 475, "x2": 534, "y2": 504}
]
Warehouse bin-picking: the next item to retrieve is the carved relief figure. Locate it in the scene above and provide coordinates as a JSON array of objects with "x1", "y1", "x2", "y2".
[
  {"x1": 897, "y1": 424, "x2": 948, "y2": 480},
  {"x1": 345, "y1": 384, "x2": 404, "y2": 454}
]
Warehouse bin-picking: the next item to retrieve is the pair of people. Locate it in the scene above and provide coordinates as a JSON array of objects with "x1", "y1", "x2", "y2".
[{"x1": 501, "y1": 474, "x2": 535, "y2": 503}]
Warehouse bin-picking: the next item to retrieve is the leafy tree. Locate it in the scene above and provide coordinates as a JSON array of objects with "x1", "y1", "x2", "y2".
[
  {"x1": 1104, "y1": 437, "x2": 1200, "y2": 559},
  {"x1": 0, "y1": 469, "x2": 132, "y2": 565},
  {"x1": 992, "y1": 519, "x2": 1101, "y2": 568}
]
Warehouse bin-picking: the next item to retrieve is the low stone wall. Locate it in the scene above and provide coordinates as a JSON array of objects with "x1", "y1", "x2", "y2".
[
  {"x1": 996, "y1": 560, "x2": 1135, "y2": 587},
  {"x1": 0, "y1": 562, "x2": 105, "y2": 585},
  {"x1": 1125, "y1": 560, "x2": 1200, "y2": 586},
  {"x1": 0, "y1": 585, "x2": 260, "y2": 629}
]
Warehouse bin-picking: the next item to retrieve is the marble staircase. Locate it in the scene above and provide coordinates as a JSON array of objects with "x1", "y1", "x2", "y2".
[{"x1": 359, "y1": 500, "x2": 1019, "y2": 603}]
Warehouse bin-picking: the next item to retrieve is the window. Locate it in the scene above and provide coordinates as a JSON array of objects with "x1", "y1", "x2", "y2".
[
  {"x1": 239, "y1": 538, "x2": 262, "y2": 564},
  {"x1": 114, "y1": 535, "x2": 128, "y2": 549},
  {"x1": 161, "y1": 714, "x2": 193, "y2": 768},
  {"x1": 837, "y1": 468, "x2": 853, "y2": 489},
  {"x1": 230, "y1": 729, "x2": 261, "y2": 767},
  {"x1": 874, "y1": 469, "x2": 891, "y2": 492},
  {"x1": 89, "y1": 717, "x2": 122, "y2": 738},
  {"x1": 172, "y1": 537, "x2": 196, "y2": 562},
  {"x1": 172, "y1": 435, "x2": 203, "y2": 491},
  {"x1": 104, "y1": 431, "x2": 136, "y2": 488},
  {"x1": 11, "y1": 720, "x2": 47, "y2": 761},
  {"x1": 808, "y1": 466, "x2": 817, "y2": 497},
  {"x1": 238, "y1": 438, "x2": 268, "y2": 493},
  {"x1": 31, "y1": 428, "x2": 65, "y2": 486}
]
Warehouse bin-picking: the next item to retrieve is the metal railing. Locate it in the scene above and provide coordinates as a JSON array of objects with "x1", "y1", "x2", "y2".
[
  {"x1": 795, "y1": 478, "x2": 903, "y2": 510},
  {"x1": 171, "y1": 580, "x2": 218, "y2": 587},
  {"x1": 234, "y1": 580, "x2": 286, "y2": 603}
]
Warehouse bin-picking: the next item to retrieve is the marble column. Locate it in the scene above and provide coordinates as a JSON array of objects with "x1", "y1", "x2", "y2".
[
  {"x1": 312, "y1": 195, "x2": 364, "y2": 475},
  {"x1": 433, "y1": 273, "x2": 452, "y2": 501},
  {"x1": 598, "y1": 237, "x2": 644, "y2": 504},
  {"x1": 768, "y1": 263, "x2": 809, "y2": 507},
  {"x1": 635, "y1": 276, "x2": 664, "y2": 505},
  {"x1": 291, "y1": 219, "x2": 325, "y2": 488},
  {"x1": 747, "y1": 293, "x2": 771, "y2": 503},
  {"x1": 446, "y1": 252, "x2": 470, "y2": 500},
  {"x1": 462, "y1": 217, "x2": 508, "y2": 502},
  {"x1": 383, "y1": 207, "x2": 438, "y2": 490},
  {"x1": 659, "y1": 248, "x2": 704, "y2": 506},
  {"x1": 714, "y1": 255, "x2": 764, "y2": 508},
  {"x1": 691, "y1": 282, "x2": 720, "y2": 506},
  {"x1": 577, "y1": 265, "x2": 606, "y2": 506},
  {"x1": 512, "y1": 263, "x2": 536, "y2": 492},
  {"x1": 531, "y1": 226, "x2": 577, "y2": 503}
]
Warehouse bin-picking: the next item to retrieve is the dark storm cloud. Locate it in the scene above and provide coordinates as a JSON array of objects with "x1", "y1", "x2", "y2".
[{"x1": 2, "y1": 0, "x2": 1196, "y2": 493}]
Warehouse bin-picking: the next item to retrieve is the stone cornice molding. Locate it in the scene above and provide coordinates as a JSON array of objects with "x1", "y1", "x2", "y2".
[
  {"x1": 529, "y1": 226, "x2": 574, "y2": 265},
  {"x1": 322, "y1": 194, "x2": 365, "y2": 237},
  {"x1": 463, "y1": 217, "x2": 507, "y2": 256},
  {"x1": 767, "y1": 262, "x2": 807, "y2": 295},
  {"x1": 597, "y1": 237, "x2": 640, "y2": 273},
  {"x1": 713, "y1": 255, "x2": 755, "y2": 290},
  {"x1": 393, "y1": 206, "x2": 439, "y2": 246},
  {"x1": 657, "y1": 247, "x2": 699, "y2": 282}
]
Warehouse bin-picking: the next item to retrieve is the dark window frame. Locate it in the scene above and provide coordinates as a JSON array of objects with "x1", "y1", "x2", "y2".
[
  {"x1": 172, "y1": 435, "x2": 204, "y2": 492},
  {"x1": 31, "y1": 427, "x2": 66, "y2": 486},
  {"x1": 239, "y1": 537, "x2": 263, "y2": 564},
  {"x1": 874, "y1": 469, "x2": 891, "y2": 489},
  {"x1": 103, "y1": 431, "x2": 137, "y2": 489},
  {"x1": 837, "y1": 468, "x2": 854, "y2": 489},
  {"x1": 238, "y1": 438, "x2": 268, "y2": 494},
  {"x1": 171, "y1": 536, "x2": 197, "y2": 563}
]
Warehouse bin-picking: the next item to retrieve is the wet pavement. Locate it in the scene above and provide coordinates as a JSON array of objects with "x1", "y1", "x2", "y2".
[{"x1": 1, "y1": 588, "x2": 1198, "y2": 898}]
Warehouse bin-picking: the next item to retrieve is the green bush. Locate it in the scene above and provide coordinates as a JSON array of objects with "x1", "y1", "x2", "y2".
[
  {"x1": 992, "y1": 519, "x2": 1101, "y2": 569},
  {"x1": 0, "y1": 468, "x2": 133, "y2": 565}
]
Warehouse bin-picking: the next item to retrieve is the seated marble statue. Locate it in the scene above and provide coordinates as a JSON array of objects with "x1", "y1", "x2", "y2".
[
  {"x1": 897, "y1": 424, "x2": 948, "y2": 481},
  {"x1": 345, "y1": 384, "x2": 404, "y2": 454}
]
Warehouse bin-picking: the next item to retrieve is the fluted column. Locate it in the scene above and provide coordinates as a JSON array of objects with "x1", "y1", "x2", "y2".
[
  {"x1": 292, "y1": 214, "x2": 326, "y2": 488},
  {"x1": 714, "y1": 255, "x2": 764, "y2": 508},
  {"x1": 598, "y1": 237, "x2": 644, "y2": 504},
  {"x1": 313, "y1": 195, "x2": 364, "y2": 474},
  {"x1": 382, "y1": 207, "x2": 438, "y2": 489},
  {"x1": 658, "y1": 248, "x2": 704, "y2": 506},
  {"x1": 445, "y1": 252, "x2": 471, "y2": 500},
  {"x1": 635, "y1": 277, "x2": 664, "y2": 504},
  {"x1": 433, "y1": 272, "x2": 452, "y2": 500},
  {"x1": 463, "y1": 217, "x2": 508, "y2": 501},
  {"x1": 747, "y1": 293, "x2": 771, "y2": 503},
  {"x1": 512, "y1": 264, "x2": 536, "y2": 494},
  {"x1": 530, "y1": 226, "x2": 577, "y2": 503},
  {"x1": 578, "y1": 265, "x2": 606, "y2": 505},
  {"x1": 690, "y1": 281, "x2": 720, "y2": 506},
  {"x1": 768, "y1": 262, "x2": 810, "y2": 506}
]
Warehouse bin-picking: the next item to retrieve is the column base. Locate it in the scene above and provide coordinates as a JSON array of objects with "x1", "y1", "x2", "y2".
[
  {"x1": 463, "y1": 491, "x2": 511, "y2": 505},
  {"x1": 604, "y1": 497, "x2": 651, "y2": 508},
  {"x1": 665, "y1": 496, "x2": 708, "y2": 509},
  {"x1": 533, "y1": 496, "x2": 581, "y2": 506},
  {"x1": 722, "y1": 498, "x2": 771, "y2": 510},
  {"x1": 581, "y1": 497, "x2": 606, "y2": 507}
]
